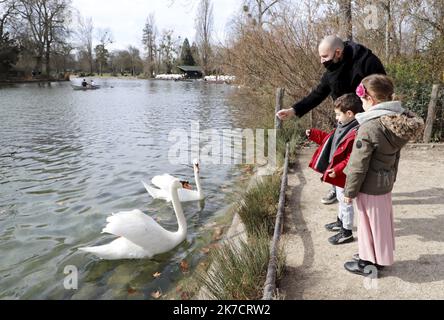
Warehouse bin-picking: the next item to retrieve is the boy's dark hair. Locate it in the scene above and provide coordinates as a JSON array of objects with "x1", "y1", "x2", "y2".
[{"x1": 334, "y1": 93, "x2": 364, "y2": 115}]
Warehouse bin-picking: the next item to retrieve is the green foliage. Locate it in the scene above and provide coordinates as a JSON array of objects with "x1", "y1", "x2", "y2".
[
  {"x1": 387, "y1": 58, "x2": 435, "y2": 119},
  {"x1": 0, "y1": 33, "x2": 20, "y2": 76},
  {"x1": 387, "y1": 58, "x2": 444, "y2": 142},
  {"x1": 180, "y1": 38, "x2": 196, "y2": 66},
  {"x1": 95, "y1": 45, "x2": 110, "y2": 66}
]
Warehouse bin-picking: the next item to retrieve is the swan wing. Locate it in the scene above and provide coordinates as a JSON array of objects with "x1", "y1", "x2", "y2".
[
  {"x1": 102, "y1": 209, "x2": 172, "y2": 250},
  {"x1": 141, "y1": 180, "x2": 169, "y2": 200},
  {"x1": 152, "y1": 174, "x2": 177, "y2": 191},
  {"x1": 178, "y1": 188, "x2": 203, "y2": 202},
  {"x1": 79, "y1": 237, "x2": 152, "y2": 260}
]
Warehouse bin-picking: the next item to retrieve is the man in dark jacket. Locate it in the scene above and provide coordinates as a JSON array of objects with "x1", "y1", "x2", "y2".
[{"x1": 276, "y1": 35, "x2": 386, "y2": 205}]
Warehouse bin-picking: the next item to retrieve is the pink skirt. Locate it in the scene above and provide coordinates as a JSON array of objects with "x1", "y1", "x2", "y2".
[{"x1": 355, "y1": 192, "x2": 395, "y2": 266}]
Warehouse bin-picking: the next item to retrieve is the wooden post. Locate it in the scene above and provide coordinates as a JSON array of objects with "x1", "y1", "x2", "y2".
[
  {"x1": 263, "y1": 143, "x2": 289, "y2": 300},
  {"x1": 423, "y1": 84, "x2": 441, "y2": 143},
  {"x1": 275, "y1": 88, "x2": 285, "y2": 130}
]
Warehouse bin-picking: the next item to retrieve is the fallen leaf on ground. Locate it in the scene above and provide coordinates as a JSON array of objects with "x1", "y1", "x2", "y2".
[
  {"x1": 181, "y1": 291, "x2": 193, "y2": 300},
  {"x1": 127, "y1": 287, "x2": 138, "y2": 295},
  {"x1": 180, "y1": 260, "x2": 189, "y2": 273},
  {"x1": 212, "y1": 227, "x2": 224, "y2": 241}
]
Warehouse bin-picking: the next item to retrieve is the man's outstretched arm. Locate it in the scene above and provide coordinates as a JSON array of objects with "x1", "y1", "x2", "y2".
[
  {"x1": 292, "y1": 73, "x2": 331, "y2": 118},
  {"x1": 277, "y1": 74, "x2": 331, "y2": 120}
]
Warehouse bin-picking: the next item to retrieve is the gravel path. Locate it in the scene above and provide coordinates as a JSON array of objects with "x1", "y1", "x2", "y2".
[{"x1": 279, "y1": 145, "x2": 444, "y2": 300}]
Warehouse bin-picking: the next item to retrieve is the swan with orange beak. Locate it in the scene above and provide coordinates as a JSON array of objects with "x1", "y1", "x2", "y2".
[{"x1": 142, "y1": 159, "x2": 204, "y2": 202}]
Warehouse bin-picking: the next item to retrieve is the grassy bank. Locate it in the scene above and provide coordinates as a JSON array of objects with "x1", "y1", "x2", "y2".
[
  {"x1": 169, "y1": 88, "x2": 300, "y2": 300},
  {"x1": 237, "y1": 175, "x2": 281, "y2": 237},
  {"x1": 195, "y1": 173, "x2": 288, "y2": 299},
  {"x1": 196, "y1": 228, "x2": 285, "y2": 300},
  {"x1": 190, "y1": 90, "x2": 300, "y2": 299}
]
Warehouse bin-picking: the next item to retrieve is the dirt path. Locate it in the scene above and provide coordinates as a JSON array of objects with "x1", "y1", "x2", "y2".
[{"x1": 280, "y1": 145, "x2": 444, "y2": 300}]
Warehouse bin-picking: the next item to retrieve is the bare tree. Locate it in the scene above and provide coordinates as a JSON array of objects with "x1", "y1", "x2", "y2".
[
  {"x1": 76, "y1": 15, "x2": 93, "y2": 74},
  {"x1": 0, "y1": 0, "x2": 18, "y2": 38},
  {"x1": 338, "y1": 0, "x2": 352, "y2": 40},
  {"x1": 242, "y1": 0, "x2": 281, "y2": 27},
  {"x1": 127, "y1": 46, "x2": 143, "y2": 76},
  {"x1": 142, "y1": 13, "x2": 157, "y2": 78},
  {"x1": 95, "y1": 28, "x2": 112, "y2": 75},
  {"x1": 195, "y1": 0, "x2": 213, "y2": 75},
  {"x1": 379, "y1": 0, "x2": 394, "y2": 62},
  {"x1": 159, "y1": 29, "x2": 178, "y2": 74},
  {"x1": 16, "y1": 0, "x2": 71, "y2": 77},
  {"x1": 409, "y1": 0, "x2": 443, "y2": 36},
  {"x1": 0, "y1": 0, "x2": 20, "y2": 76}
]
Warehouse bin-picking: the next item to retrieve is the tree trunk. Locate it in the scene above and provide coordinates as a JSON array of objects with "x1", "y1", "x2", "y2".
[
  {"x1": 423, "y1": 84, "x2": 441, "y2": 143},
  {"x1": 45, "y1": 41, "x2": 51, "y2": 77},
  {"x1": 257, "y1": 0, "x2": 262, "y2": 27},
  {"x1": 385, "y1": 0, "x2": 391, "y2": 62},
  {"x1": 275, "y1": 88, "x2": 284, "y2": 129},
  {"x1": 339, "y1": 0, "x2": 353, "y2": 41},
  {"x1": 35, "y1": 47, "x2": 44, "y2": 74}
]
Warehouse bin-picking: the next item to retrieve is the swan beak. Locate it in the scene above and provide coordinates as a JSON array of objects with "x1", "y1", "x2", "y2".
[{"x1": 180, "y1": 181, "x2": 193, "y2": 190}]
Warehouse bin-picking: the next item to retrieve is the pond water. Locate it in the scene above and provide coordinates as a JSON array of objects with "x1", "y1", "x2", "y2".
[{"x1": 0, "y1": 79, "x2": 250, "y2": 299}]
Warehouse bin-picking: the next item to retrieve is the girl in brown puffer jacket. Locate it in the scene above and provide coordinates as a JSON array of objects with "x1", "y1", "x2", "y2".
[{"x1": 343, "y1": 74, "x2": 424, "y2": 276}]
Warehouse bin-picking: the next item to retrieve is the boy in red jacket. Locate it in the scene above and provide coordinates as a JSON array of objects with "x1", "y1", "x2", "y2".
[{"x1": 307, "y1": 94, "x2": 363, "y2": 245}]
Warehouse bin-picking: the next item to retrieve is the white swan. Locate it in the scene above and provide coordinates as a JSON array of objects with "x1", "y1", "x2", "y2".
[
  {"x1": 79, "y1": 178, "x2": 187, "y2": 260},
  {"x1": 142, "y1": 159, "x2": 204, "y2": 202}
]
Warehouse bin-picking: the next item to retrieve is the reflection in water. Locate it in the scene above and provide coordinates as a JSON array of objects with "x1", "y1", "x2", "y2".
[{"x1": 0, "y1": 79, "x2": 247, "y2": 299}]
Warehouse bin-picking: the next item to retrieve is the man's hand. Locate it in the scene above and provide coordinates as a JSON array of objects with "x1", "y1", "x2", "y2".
[
  {"x1": 327, "y1": 169, "x2": 336, "y2": 178},
  {"x1": 306, "y1": 129, "x2": 311, "y2": 138},
  {"x1": 276, "y1": 108, "x2": 296, "y2": 121},
  {"x1": 344, "y1": 197, "x2": 353, "y2": 204}
]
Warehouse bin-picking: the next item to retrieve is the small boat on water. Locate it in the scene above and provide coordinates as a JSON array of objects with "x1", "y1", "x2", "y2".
[{"x1": 72, "y1": 84, "x2": 101, "y2": 90}]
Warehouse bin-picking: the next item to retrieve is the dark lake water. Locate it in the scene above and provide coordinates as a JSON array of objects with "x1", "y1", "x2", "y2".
[{"x1": 0, "y1": 79, "x2": 250, "y2": 299}]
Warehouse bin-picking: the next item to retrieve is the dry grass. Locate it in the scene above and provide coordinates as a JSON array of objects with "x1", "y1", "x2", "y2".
[
  {"x1": 236, "y1": 174, "x2": 281, "y2": 237},
  {"x1": 196, "y1": 228, "x2": 286, "y2": 300}
]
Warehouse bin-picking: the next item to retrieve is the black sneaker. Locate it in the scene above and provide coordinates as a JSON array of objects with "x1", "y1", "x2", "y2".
[
  {"x1": 325, "y1": 218, "x2": 342, "y2": 232},
  {"x1": 328, "y1": 228, "x2": 354, "y2": 245},
  {"x1": 352, "y1": 255, "x2": 384, "y2": 270},
  {"x1": 345, "y1": 259, "x2": 384, "y2": 276},
  {"x1": 321, "y1": 189, "x2": 337, "y2": 205}
]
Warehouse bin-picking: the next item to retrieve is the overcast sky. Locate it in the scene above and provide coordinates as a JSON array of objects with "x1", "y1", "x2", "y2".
[{"x1": 71, "y1": 0, "x2": 241, "y2": 51}]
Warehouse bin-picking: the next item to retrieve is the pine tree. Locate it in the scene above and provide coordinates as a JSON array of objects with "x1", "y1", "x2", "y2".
[
  {"x1": 142, "y1": 14, "x2": 157, "y2": 78},
  {"x1": 180, "y1": 38, "x2": 195, "y2": 66}
]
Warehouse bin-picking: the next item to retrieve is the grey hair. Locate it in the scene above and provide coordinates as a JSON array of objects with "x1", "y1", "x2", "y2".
[{"x1": 320, "y1": 35, "x2": 345, "y2": 51}]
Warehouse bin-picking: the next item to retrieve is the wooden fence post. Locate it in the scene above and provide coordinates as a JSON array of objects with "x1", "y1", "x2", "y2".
[
  {"x1": 275, "y1": 88, "x2": 285, "y2": 129},
  {"x1": 423, "y1": 84, "x2": 441, "y2": 143}
]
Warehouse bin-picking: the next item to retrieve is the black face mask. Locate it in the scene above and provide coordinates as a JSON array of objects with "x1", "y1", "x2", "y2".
[{"x1": 323, "y1": 58, "x2": 343, "y2": 72}]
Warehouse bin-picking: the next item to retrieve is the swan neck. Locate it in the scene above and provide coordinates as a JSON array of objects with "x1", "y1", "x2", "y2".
[
  {"x1": 194, "y1": 169, "x2": 202, "y2": 196},
  {"x1": 171, "y1": 185, "x2": 187, "y2": 235}
]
